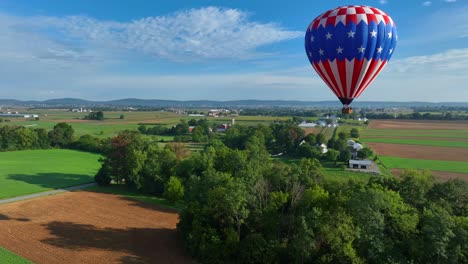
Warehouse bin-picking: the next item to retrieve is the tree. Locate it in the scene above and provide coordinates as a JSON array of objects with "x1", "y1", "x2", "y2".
[
  {"x1": 119, "y1": 114, "x2": 125, "y2": 119},
  {"x1": 339, "y1": 148, "x2": 352, "y2": 163},
  {"x1": 357, "y1": 147, "x2": 374, "y2": 159},
  {"x1": 326, "y1": 149, "x2": 339, "y2": 164},
  {"x1": 303, "y1": 133, "x2": 316, "y2": 145},
  {"x1": 48, "y1": 122, "x2": 74, "y2": 147},
  {"x1": 315, "y1": 133, "x2": 327, "y2": 145},
  {"x1": 350, "y1": 128, "x2": 360, "y2": 138},
  {"x1": 164, "y1": 176, "x2": 184, "y2": 203},
  {"x1": 95, "y1": 161, "x2": 112, "y2": 186},
  {"x1": 86, "y1": 111, "x2": 104, "y2": 120}
]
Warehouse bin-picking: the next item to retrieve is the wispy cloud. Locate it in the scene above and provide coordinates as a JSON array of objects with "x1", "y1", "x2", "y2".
[
  {"x1": 422, "y1": 1, "x2": 432, "y2": 6},
  {"x1": 385, "y1": 48, "x2": 468, "y2": 74},
  {"x1": 445, "y1": 0, "x2": 457, "y2": 3},
  {"x1": 0, "y1": 7, "x2": 301, "y2": 62},
  {"x1": 379, "y1": 0, "x2": 388, "y2": 4}
]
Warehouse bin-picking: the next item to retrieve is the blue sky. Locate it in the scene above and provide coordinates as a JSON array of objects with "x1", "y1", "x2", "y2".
[{"x1": 0, "y1": 0, "x2": 467, "y2": 102}]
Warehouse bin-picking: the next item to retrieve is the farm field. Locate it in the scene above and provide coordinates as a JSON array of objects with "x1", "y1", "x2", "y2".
[
  {"x1": 0, "y1": 190, "x2": 193, "y2": 264},
  {"x1": 0, "y1": 247, "x2": 31, "y2": 264},
  {"x1": 1, "y1": 110, "x2": 293, "y2": 138},
  {"x1": 0, "y1": 149, "x2": 101, "y2": 199},
  {"x1": 363, "y1": 120, "x2": 468, "y2": 180}
]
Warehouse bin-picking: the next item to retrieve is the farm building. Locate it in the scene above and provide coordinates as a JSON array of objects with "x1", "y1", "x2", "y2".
[
  {"x1": 0, "y1": 113, "x2": 38, "y2": 118},
  {"x1": 298, "y1": 121, "x2": 317, "y2": 128},
  {"x1": 349, "y1": 159, "x2": 372, "y2": 170},
  {"x1": 217, "y1": 124, "x2": 229, "y2": 132}
]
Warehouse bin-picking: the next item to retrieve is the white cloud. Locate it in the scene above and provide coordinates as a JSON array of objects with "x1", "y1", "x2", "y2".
[
  {"x1": 445, "y1": 0, "x2": 457, "y2": 2},
  {"x1": 0, "y1": 7, "x2": 301, "y2": 62},
  {"x1": 422, "y1": 1, "x2": 432, "y2": 6},
  {"x1": 379, "y1": 0, "x2": 388, "y2": 4}
]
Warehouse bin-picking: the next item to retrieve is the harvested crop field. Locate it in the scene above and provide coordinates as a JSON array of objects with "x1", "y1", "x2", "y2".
[
  {"x1": 367, "y1": 142, "x2": 468, "y2": 162},
  {"x1": 368, "y1": 119, "x2": 468, "y2": 130},
  {"x1": 0, "y1": 191, "x2": 193, "y2": 264}
]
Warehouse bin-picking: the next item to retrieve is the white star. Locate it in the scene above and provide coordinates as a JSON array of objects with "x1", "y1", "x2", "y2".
[
  {"x1": 370, "y1": 30, "x2": 377, "y2": 38},
  {"x1": 309, "y1": 52, "x2": 313, "y2": 57},
  {"x1": 336, "y1": 46, "x2": 344, "y2": 54},
  {"x1": 319, "y1": 49, "x2": 324, "y2": 56},
  {"x1": 310, "y1": 35, "x2": 315, "y2": 42},
  {"x1": 347, "y1": 30, "x2": 355, "y2": 38},
  {"x1": 389, "y1": 48, "x2": 393, "y2": 54},
  {"x1": 387, "y1": 32, "x2": 392, "y2": 39},
  {"x1": 377, "y1": 46, "x2": 383, "y2": 53},
  {"x1": 326, "y1": 32, "x2": 333, "y2": 39},
  {"x1": 358, "y1": 46, "x2": 365, "y2": 53}
]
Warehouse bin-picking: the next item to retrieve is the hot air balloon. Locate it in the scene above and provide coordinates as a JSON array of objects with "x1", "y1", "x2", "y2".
[{"x1": 305, "y1": 5, "x2": 397, "y2": 114}]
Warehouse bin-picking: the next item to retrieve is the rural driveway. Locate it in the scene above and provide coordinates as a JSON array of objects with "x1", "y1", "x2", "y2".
[{"x1": 0, "y1": 182, "x2": 96, "y2": 205}]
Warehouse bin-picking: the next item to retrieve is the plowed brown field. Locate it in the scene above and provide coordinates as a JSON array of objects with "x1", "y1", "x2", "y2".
[
  {"x1": 0, "y1": 191, "x2": 194, "y2": 264},
  {"x1": 368, "y1": 120, "x2": 468, "y2": 130},
  {"x1": 366, "y1": 142, "x2": 468, "y2": 162}
]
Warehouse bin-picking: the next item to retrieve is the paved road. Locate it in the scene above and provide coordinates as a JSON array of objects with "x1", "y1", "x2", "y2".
[{"x1": 0, "y1": 182, "x2": 97, "y2": 205}]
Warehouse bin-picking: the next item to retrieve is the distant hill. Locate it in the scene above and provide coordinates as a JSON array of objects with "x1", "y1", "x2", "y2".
[{"x1": 0, "y1": 98, "x2": 467, "y2": 108}]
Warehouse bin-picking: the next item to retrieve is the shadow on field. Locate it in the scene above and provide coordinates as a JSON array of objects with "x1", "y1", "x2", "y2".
[
  {"x1": 41, "y1": 221, "x2": 193, "y2": 264},
  {"x1": 7, "y1": 173, "x2": 93, "y2": 189},
  {"x1": 0, "y1": 213, "x2": 30, "y2": 222}
]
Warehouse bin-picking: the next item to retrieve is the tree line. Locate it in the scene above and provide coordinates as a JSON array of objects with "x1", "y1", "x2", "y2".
[{"x1": 0, "y1": 123, "x2": 107, "y2": 153}]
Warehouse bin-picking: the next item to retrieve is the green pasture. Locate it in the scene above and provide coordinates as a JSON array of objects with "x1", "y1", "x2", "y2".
[
  {"x1": 86, "y1": 184, "x2": 184, "y2": 212},
  {"x1": 362, "y1": 137, "x2": 468, "y2": 148},
  {"x1": 0, "y1": 247, "x2": 31, "y2": 264},
  {"x1": 379, "y1": 156, "x2": 468, "y2": 174},
  {"x1": 0, "y1": 149, "x2": 101, "y2": 199}
]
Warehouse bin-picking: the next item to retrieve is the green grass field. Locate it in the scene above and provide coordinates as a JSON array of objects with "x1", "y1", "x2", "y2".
[
  {"x1": 0, "y1": 247, "x2": 31, "y2": 264},
  {"x1": 379, "y1": 156, "x2": 468, "y2": 174},
  {"x1": 0, "y1": 149, "x2": 101, "y2": 199},
  {"x1": 362, "y1": 137, "x2": 468, "y2": 148},
  {"x1": 86, "y1": 184, "x2": 184, "y2": 211}
]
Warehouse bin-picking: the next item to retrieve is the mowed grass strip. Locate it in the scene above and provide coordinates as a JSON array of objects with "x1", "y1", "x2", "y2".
[
  {"x1": 0, "y1": 246, "x2": 32, "y2": 264},
  {"x1": 0, "y1": 149, "x2": 101, "y2": 199},
  {"x1": 380, "y1": 156, "x2": 468, "y2": 174},
  {"x1": 362, "y1": 138, "x2": 468, "y2": 148}
]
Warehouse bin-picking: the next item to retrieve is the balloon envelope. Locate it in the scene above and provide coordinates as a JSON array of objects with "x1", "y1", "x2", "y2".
[{"x1": 305, "y1": 5, "x2": 397, "y2": 105}]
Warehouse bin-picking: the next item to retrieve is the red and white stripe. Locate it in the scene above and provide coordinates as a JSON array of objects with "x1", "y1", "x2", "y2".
[
  {"x1": 312, "y1": 58, "x2": 388, "y2": 100},
  {"x1": 310, "y1": 5, "x2": 394, "y2": 29}
]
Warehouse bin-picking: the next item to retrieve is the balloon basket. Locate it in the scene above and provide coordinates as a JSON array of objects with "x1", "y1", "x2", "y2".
[{"x1": 341, "y1": 107, "x2": 353, "y2": 114}]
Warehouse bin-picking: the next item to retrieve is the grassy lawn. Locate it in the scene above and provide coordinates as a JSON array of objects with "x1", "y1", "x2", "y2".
[
  {"x1": 0, "y1": 247, "x2": 31, "y2": 264},
  {"x1": 362, "y1": 138, "x2": 468, "y2": 148},
  {"x1": 379, "y1": 156, "x2": 468, "y2": 174},
  {"x1": 0, "y1": 149, "x2": 101, "y2": 199},
  {"x1": 86, "y1": 184, "x2": 184, "y2": 212}
]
